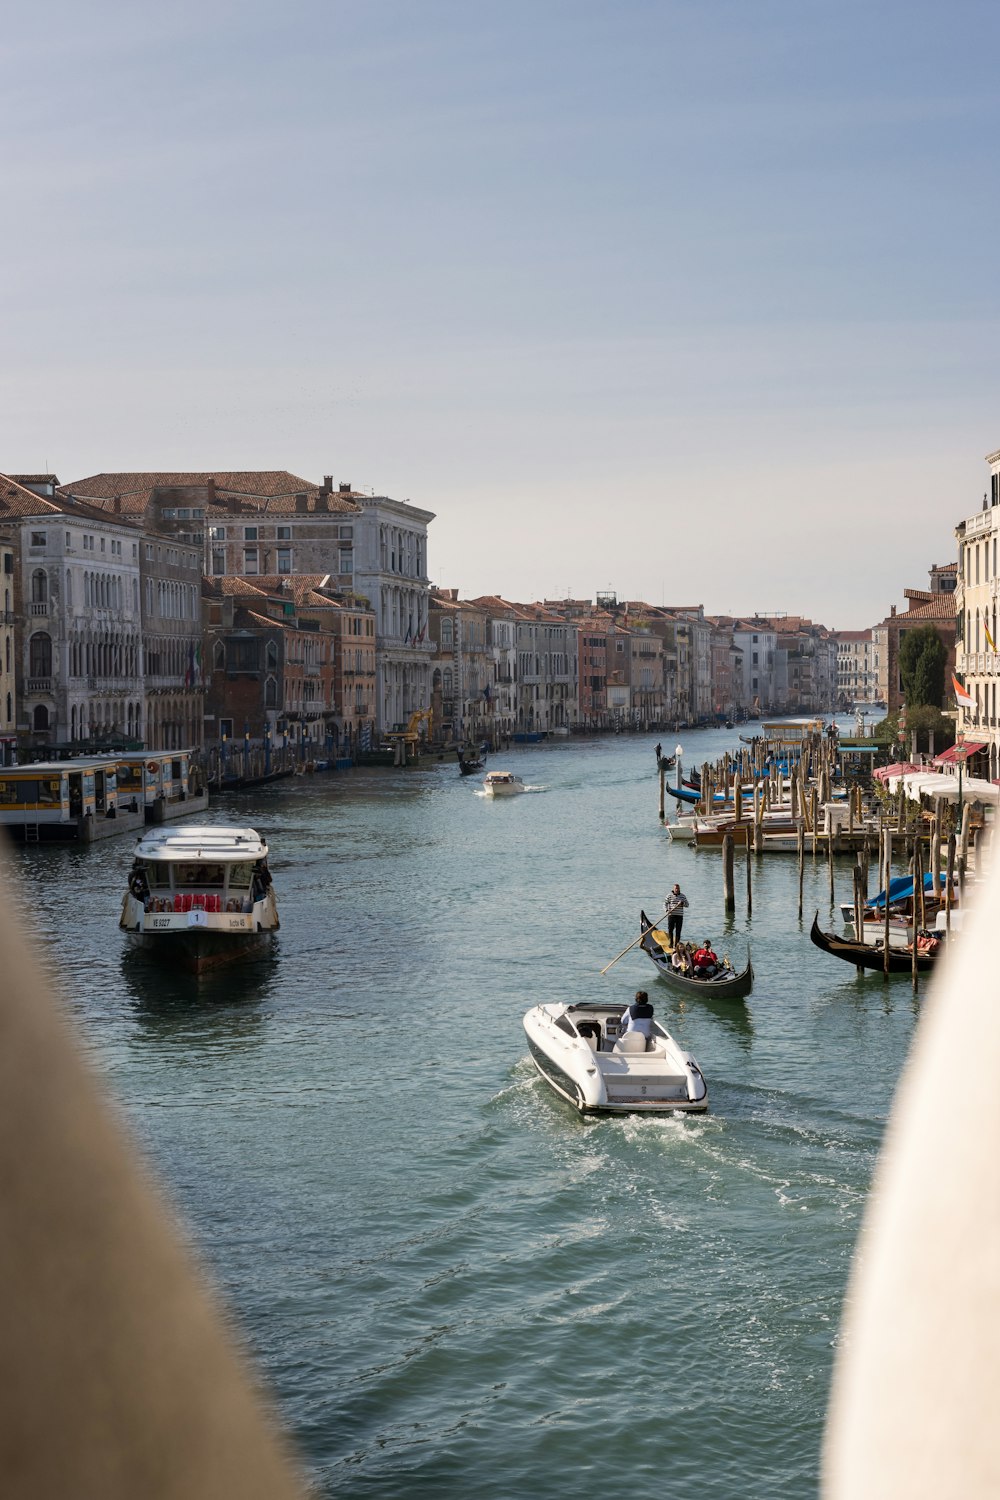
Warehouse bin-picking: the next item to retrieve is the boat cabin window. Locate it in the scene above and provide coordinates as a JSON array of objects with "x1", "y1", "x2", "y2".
[
  {"x1": 0, "y1": 777, "x2": 62, "y2": 805},
  {"x1": 226, "y1": 861, "x2": 255, "y2": 889},
  {"x1": 554, "y1": 1015, "x2": 576, "y2": 1037},
  {"x1": 138, "y1": 861, "x2": 171, "y2": 890},
  {"x1": 175, "y1": 862, "x2": 227, "y2": 888},
  {"x1": 117, "y1": 764, "x2": 143, "y2": 791}
]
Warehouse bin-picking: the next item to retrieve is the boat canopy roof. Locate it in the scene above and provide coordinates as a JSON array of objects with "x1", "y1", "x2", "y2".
[{"x1": 133, "y1": 825, "x2": 268, "y2": 862}]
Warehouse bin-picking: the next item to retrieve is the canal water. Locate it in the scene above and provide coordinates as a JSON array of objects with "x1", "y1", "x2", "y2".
[{"x1": 10, "y1": 729, "x2": 922, "y2": 1499}]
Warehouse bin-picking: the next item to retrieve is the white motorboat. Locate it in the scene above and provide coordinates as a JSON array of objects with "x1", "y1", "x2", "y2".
[
  {"x1": 483, "y1": 770, "x2": 525, "y2": 797},
  {"x1": 119, "y1": 824, "x2": 279, "y2": 974},
  {"x1": 523, "y1": 1000, "x2": 708, "y2": 1115}
]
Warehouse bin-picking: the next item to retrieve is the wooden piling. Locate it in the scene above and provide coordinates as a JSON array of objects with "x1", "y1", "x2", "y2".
[
  {"x1": 883, "y1": 829, "x2": 892, "y2": 979},
  {"x1": 745, "y1": 824, "x2": 753, "y2": 914},
  {"x1": 797, "y1": 821, "x2": 805, "y2": 920},
  {"x1": 722, "y1": 833, "x2": 736, "y2": 914},
  {"x1": 658, "y1": 761, "x2": 665, "y2": 822}
]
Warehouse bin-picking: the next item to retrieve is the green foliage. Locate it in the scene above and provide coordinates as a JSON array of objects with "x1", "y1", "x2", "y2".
[
  {"x1": 875, "y1": 704, "x2": 954, "y2": 753},
  {"x1": 898, "y1": 625, "x2": 947, "y2": 707}
]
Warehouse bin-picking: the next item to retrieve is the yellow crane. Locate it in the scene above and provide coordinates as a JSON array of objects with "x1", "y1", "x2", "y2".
[{"x1": 383, "y1": 708, "x2": 433, "y2": 763}]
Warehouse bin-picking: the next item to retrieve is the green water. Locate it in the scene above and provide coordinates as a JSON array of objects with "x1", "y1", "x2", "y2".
[{"x1": 12, "y1": 730, "x2": 921, "y2": 1498}]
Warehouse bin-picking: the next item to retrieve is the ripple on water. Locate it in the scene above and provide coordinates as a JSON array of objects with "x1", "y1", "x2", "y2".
[{"x1": 7, "y1": 731, "x2": 917, "y2": 1499}]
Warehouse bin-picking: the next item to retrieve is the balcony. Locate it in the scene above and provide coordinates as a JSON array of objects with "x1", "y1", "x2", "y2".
[
  {"x1": 29, "y1": 602, "x2": 48, "y2": 616},
  {"x1": 26, "y1": 678, "x2": 52, "y2": 692}
]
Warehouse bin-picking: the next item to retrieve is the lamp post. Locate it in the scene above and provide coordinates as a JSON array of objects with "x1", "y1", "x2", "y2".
[{"x1": 674, "y1": 743, "x2": 683, "y2": 790}]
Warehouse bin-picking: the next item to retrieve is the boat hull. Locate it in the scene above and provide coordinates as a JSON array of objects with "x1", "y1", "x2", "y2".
[{"x1": 127, "y1": 927, "x2": 276, "y2": 975}]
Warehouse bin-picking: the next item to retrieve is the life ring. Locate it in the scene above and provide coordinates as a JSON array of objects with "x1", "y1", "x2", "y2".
[{"x1": 146, "y1": 761, "x2": 159, "y2": 774}]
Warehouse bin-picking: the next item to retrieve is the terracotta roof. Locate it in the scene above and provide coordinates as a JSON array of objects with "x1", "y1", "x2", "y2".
[
  {"x1": 61, "y1": 471, "x2": 363, "y2": 518},
  {"x1": 0, "y1": 472, "x2": 127, "y2": 523}
]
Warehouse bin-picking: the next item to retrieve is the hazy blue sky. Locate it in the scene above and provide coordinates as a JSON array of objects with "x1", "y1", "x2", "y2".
[{"x1": 3, "y1": 1, "x2": 998, "y2": 626}]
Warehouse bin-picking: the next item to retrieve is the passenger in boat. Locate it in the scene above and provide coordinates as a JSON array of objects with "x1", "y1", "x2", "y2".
[
  {"x1": 671, "y1": 944, "x2": 691, "y2": 974},
  {"x1": 663, "y1": 883, "x2": 689, "y2": 946},
  {"x1": 620, "y1": 990, "x2": 655, "y2": 1043},
  {"x1": 691, "y1": 941, "x2": 718, "y2": 977}
]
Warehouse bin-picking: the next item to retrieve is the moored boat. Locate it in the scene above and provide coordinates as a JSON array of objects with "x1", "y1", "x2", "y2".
[
  {"x1": 809, "y1": 911, "x2": 941, "y2": 974},
  {"x1": 523, "y1": 999, "x2": 708, "y2": 1114},
  {"x1": 483, "y1": 770, "x2": 525, "y2": 797},
  {"x1": 639, "y1": 911, "x2": 754, "y2": 998},
  {"x1": 119, "y1": 824, "x2": 279, "y2": 974}
]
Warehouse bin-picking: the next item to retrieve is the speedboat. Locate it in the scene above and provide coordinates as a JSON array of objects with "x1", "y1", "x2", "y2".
[
  {"x1": 483, "y1": 770, "x2": 525, "y2": 797},
  {"x1": 119, "y1": 824, "x2": 279, "y2": 974},
  {"x1": 523, "y1": 1000, "x2": 708, "y2": 1115}
]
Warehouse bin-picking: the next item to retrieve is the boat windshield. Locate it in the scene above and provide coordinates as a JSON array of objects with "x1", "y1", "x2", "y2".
[{"x1": 173, "y1": 862, "x2": 228, "y2": 889}]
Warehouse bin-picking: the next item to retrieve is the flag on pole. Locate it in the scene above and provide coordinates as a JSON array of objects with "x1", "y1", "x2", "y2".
[
  {"x1": 985, "y1": 621, "x2": 997, "y2": 652},
  {"x1": 952, "y1": 673, "x2": 976, "y2": 711}
]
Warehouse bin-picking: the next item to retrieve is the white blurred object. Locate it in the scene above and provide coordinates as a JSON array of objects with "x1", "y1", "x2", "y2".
[{"x1": 823, "y1": 857, "x2": 1000, "y2": 1497}]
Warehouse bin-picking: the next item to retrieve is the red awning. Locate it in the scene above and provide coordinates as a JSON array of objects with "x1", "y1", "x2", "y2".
[
  {"x1": 934, "y1": 741, "x2": 988, "y2": 765},
  {"x1": 873, "y1": 762, "x2": 923, "y2": 781}
]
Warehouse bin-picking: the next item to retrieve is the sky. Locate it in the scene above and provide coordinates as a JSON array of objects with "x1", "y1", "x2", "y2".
[{"x1": 2, "y1": 0, "x2": 999, "y2": 628}]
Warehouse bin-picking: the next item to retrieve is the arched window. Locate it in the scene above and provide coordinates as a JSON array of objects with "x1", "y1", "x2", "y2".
[
  {"x1": 33, "y1": 705, "x2": 49, "y2": 732},
  {"x1": 265, "y1": 675, "x2": 278, "y2": 707},
  {"x1": 441, "y1": 618, "x2": 453, "y2": 647},
  {"x1": 266, "y1": 640, "x2": 278, "y2": 670},
  {"x1": 5, "y1": 692, "x2": 11, "y2": 725},
  {"x1": 214, "y1": 640, "x2": 226, "y2": 669},
  {"x1": 71, "y1": 705, "x2": 78, "y2": 740},
  {"x1": 29, "y1": 632, "x2": 52, "y2": 678},
  {"x1": 443, "y1": 669, "x2": 453, "y2": 697},
  {"x1": 31, "y1": 569, "x2": 47, "y2": 603}
]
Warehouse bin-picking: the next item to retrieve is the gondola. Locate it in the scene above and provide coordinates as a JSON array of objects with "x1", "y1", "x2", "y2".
[
  {"x1": 809, "y1": 911, "x2": 941, "y2": 974},
  {"x1": 639, "y1": 911, "x2": 754, "y2": 998},
  {"x1": 656, "y1": 754, "x2": 676, "y2": 771}
]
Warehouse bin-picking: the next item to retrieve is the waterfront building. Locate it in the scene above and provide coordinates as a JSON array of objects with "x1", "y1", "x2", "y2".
[
  {"x1": 203, "y1": 576, "x2": 340, "y2": 759},
  {"x1": 138, "y1": 493, "x2": 205, "y2": 750},
  {"x1": 352, "y1": 493, "x2": 435, "y2": 734},
  {"x1": 833, "y1": 630, "x2": 878, "y2": 708},
  {"x1": 509, "y1": 602, "x2": 577, "y2": 733},
  {"x1": 0, "y1": 534, "x2": 16, "y2": 763},
  {"x1": 63, "y1": 472, "x2": 364, "y2": 587},
  {"x1": 626, "y1": 612, "x2": 668, "y2": 728},
  {"x1": 729, "y1": 618, "x2": 779, "y2": 713},
  {"x1": 871, "y1": 565, "x2": 957, "y2": 716},
  {"x1": 467, "y1": 596, "x2": 518, "y2": 743},
  {"x1": 955, "y1": 465, "x2": 1000, "y2": 775},
  {"x1": 428, "y1": 591, "x2": 492, "y2": 746},
  {"x1": 1, "y1": 474, "x2": 144, "y2": 754},
  {"x1": 64, "y1": 470, "x2": 432, "y2": 737}
]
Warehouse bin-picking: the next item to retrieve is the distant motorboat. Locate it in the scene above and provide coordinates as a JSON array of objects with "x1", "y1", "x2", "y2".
[{"x1": 483, "y1": 770, "x2": 525, "y2": 797}]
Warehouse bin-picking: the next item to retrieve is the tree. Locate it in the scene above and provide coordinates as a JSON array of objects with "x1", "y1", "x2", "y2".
[{"x1": 898, "y1": 625, "x2": 947, "y2": 708}]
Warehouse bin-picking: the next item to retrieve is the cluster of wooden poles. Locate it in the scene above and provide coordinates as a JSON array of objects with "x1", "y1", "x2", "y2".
[{"x1": 657, "y1": 731, "x2": 993, "y2": 989}]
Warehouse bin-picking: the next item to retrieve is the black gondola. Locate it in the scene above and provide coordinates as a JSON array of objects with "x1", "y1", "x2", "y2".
[
  {"x1": 809, "y1": 911, "x2": 941, "y2": 974},
  {"x1": 639, "y1": 911, "x2": 754, "y2": 998}
]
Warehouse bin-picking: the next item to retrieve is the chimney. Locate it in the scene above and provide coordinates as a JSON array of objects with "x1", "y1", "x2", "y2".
[
  {"x1": 322, "y1": 475, "x2": 333, "y2": 492},
  {"x1": 891, "y1": 605, "x2": 897, "y2": 616},
  {"x1": 296, "y1": 492, "x2": 309, "y2": 513},
  {"x1": 339, "y1": 482, "x2": 351, "y2": 494},
  {"x1": 207, "y1": 478, "x2": 216, "y2": 505}
]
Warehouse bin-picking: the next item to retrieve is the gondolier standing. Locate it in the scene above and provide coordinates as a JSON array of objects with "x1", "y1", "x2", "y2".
[{"x1": 663, "y1": 883, "x2": 689, "y2": 947}]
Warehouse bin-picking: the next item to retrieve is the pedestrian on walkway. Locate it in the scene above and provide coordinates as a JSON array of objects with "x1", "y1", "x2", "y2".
[{"x1": 663, "y1": 883, "x2": 689, "y2": 947}]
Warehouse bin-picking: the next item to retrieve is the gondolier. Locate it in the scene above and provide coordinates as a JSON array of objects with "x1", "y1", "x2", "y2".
[{"x1": 663, "y1": 883, "x2": 689, "y2": 945}]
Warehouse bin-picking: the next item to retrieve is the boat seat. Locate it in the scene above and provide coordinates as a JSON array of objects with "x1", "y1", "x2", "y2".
[{"x1": 616, "y1": 1031, "x2": 647, "y2": 1054}]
